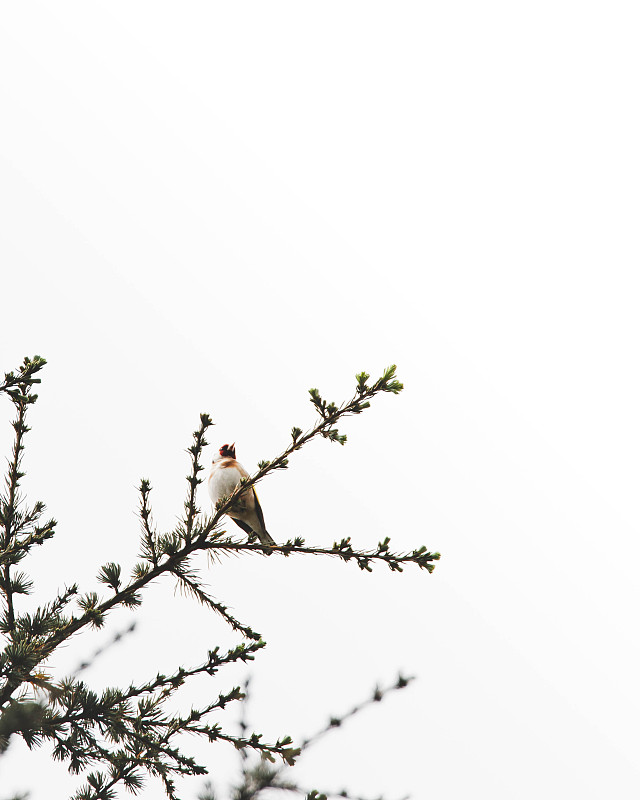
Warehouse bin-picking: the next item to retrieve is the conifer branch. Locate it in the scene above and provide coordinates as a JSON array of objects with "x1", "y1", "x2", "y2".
[
  {"x1": 119, "y1": 641, "x2": 265, "y2": 703},
  {"x1": 172, "y1": 571, "x2": 261, "y2": 640},
  {"x1": 8, "y1": 366, "x2": 433, "y2": 678},
  {"x1": 0, "y1": 356, "x2": 51, "y2": 701},
  {"x1": 0, "y1": 358, "x2": 437, "y2": 800},
  {"x1": 201, "y1": 537, "x2": 440, "y2": 574},
  {"x1": 44, "y1": 648, "x2": 292, "y2": 800},
  {"x1": 138, "y1": 480, "x2": 158, "y2": 567},
  {"x1": 200, "y1": 366, "x2": 404, "y2": 547},
  {"x1": 0, "y1": 356, "x2": 46, "y2": 398},
  {"x1": 1, "y1": 389, "x2": 30, "y2": 634},
  {"x1": 182, "y1": 414, "x2": 213, "y2": 541},
  {"x1": 0, "y1": 521, "x2": 57, "y2": 569}
]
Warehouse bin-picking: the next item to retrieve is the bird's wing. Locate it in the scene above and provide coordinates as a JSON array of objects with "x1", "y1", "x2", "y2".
[
  {"x1": 252, "y1": 489, "x2": 267, "y2": 534},
  {"x1": 230, "y1": 517, "x2": 254, "y2": 536}
]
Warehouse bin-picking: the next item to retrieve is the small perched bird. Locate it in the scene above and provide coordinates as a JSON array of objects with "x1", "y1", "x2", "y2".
[{"x1": 208, "y1": 443, "x2": 276, "y2": 552}]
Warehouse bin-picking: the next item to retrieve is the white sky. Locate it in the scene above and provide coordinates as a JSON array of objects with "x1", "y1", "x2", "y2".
[{"x1": 1, "y1": 2, "x2": 639, "y2": 798}]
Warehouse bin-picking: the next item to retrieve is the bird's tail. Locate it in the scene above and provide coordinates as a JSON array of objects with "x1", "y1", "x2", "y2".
[{"x1": 258, "y1": 529, "x2": 276, "y2": 552}]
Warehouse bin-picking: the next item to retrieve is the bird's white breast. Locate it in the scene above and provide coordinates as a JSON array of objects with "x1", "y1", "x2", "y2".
[{"x1": 208, "y1": 461, "x2": 246, "y2": 504}]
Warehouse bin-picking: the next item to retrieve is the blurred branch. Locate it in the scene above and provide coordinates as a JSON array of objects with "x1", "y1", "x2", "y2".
[
  {"x1": 300, "y1": 674, "x2": 415, "y2": 750},
  {"x1": 71, "y1": 621, "x2": 137, "y2": 677},
  {"x1": 214, "y1": 675, "x2": 415, "y2": 800}
]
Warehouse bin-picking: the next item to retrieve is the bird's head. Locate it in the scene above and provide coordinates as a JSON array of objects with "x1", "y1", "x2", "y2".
[{"x1": 218, "y1": 443, "x2": 236, "y2": 460}]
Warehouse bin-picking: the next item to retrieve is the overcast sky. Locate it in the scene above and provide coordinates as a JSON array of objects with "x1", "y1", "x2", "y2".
[{"x1": 1, "y1": 3, "x2": 639, "y2": 799}]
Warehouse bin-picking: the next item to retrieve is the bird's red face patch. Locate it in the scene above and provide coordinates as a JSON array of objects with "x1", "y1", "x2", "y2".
[{"x1": 219, "y1": 443, "x2": 236, "y2": 459}]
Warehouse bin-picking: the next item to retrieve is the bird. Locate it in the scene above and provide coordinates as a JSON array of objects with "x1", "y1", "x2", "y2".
[{"x1": 208, "y1": 443, "x2": 276, "y2": 552}]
